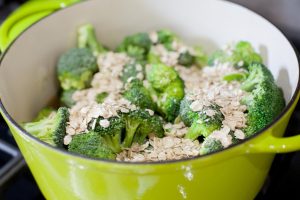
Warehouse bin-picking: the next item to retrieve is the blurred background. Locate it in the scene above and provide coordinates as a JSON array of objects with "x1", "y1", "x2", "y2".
[{"x1": 0, "y1": 0, "x2": 300, "y2": 199}]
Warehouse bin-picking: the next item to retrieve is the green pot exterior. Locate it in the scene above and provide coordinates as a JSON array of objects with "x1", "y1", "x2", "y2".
[
  {"x1": 1, "y1": 96, "x2": 298, "y2": 200},
  {"x1": 1, "y1": 0, "x2": 300, "y2": 199}
]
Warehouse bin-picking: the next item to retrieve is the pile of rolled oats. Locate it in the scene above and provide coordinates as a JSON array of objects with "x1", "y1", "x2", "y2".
[{"x1": 116, "y1": 136, "x2": 200, "y2": 162}]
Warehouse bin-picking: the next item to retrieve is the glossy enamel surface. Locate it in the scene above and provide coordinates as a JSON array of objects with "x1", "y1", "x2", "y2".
[{"x1": 0, "y1": 0, "x2": 300, "y2": 199}]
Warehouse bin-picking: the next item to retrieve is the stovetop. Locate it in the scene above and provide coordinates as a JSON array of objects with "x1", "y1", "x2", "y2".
[{"x1": 1, "y1": 1, "x2": 300, "y2": 199}]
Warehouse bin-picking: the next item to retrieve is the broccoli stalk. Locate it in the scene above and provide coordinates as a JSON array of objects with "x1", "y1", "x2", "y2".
[
  {"x1": 199, "y1": 130, "x2": 242, "y2": 155},
  {"x1": 77, "y1": 24, "x2": 107, "y2": 56},
  {"x1": 57, "y1": 24, "x2": 106, "y2": 91},
  {"x1": 240, "y1": 63, "x2": 285, "y2": 137},
  {"x1": 23, "y1": 107, "x2": 69, "y2": 147},
  {"x1": 146, "y1": 63, "x2": 185, "y2": 121},
  {"x1": 68, "y1": 116, "x2": 125, "y2": 159},
  {"x1": 122, "y1": 116, "x2": 141, "y2": 148},
  {"x1": 32, "y1": 107, "x2": 56, "y2": 122}
]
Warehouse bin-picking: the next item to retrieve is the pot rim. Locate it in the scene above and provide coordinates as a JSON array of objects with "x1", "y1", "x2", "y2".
[{"x1": 0, "y1": 0, "x2": 299, "y2": 166}]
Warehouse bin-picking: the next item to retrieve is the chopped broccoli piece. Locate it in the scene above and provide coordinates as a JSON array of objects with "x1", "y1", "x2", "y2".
[
  {"x1": 123, "y1": 79, "x2": 156, "y2": 110},
  {"x1": 223, "y1": 72, "x2": 247, "y2": 82},
  {"x1": 120, "y1": 62, "x2": 145, "y2": 83},
  {"x1": 146, "y1": 63, "x2": 185, "y2": 121},
  {"x1": 126, "y1": 46, "x2": 146, "y2": 62},
  {"x1": 95, "y1": 92, "x2": 109, "y2": 104},
  {"x1": 122, "y1": 109, "x2": 164, "y2": 147},
  {"x1": 57, "y1": 48, "x2": 98, "y2": 90},
  {"x1": 57, "y1": 24, "x2": 106, "y2": 90},
  {"x1": 147, "y1": 48, "x2": 162, "y2": 64},
  {"x1": 116, "y1": 32, "x2": 152, "y2": 62},
  {"x1": 91, "y1": 116, "x2": 125, "y2": 153},
  {"x1": 180, "y1": 97, "x2": 224, "y2": 140},
  {"x1": 77, "y1": 24, "x2": 107, "y2": 56},
  {"x1": 193, "y1": 46, "x2": 208, "y2": 68},
  {"x1": 60, "y1": 89, "x2": 76, "y2": 107},
  {"x1": 200, "y1": 136, "x2": 223, "y2": 155},
  {"x1": 23, "y1": 107, "x2": 69, "y2": 147},
  {"x1": 208, "y1": 41, "x2": 262, "y2": 69},
  {"x1": 240, "y1": 63, "x2": 274, "y2": 92},
  {"x1": 70, "y1": 115, "x2": 140, "y2": 159},
  {"x1": 183, "y1": 103, "x2": 224, "y2": 140},
  {"x1": 240, "y1": 63, "x2": 285, "y2": 137},
  {"x1": 33, "y1": 107, "x2": 56, "y2": 122},
  {"x1": 156, "y1": 29, "x2": 178, "y2": 50},
  {"x1": 68, "y1": 131, "x2": 116, "y2": 160},
  {"x1": 178, "y1": 51, "x2": 195, "y2": 67},
  {"x1": 199, "y1": 130, "x2": 242, "y2": 155}
]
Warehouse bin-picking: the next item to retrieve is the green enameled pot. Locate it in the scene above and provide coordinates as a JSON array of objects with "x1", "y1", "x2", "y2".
[{"x1": 0, "y1": 0, "x2": 300, "y2": 199}]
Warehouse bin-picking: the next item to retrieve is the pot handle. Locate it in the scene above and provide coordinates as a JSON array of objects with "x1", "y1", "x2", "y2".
[
  {"x1": 245, "y1": 133, "x2": 300, "y2": 153},
  {"x1": 0, "y1": 0, "x2": 81, "y2": 52}
]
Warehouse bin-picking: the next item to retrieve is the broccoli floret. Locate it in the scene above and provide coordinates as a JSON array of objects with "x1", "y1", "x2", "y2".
[
  {"x1": 78, "y1": 24, "x2": 107, "y2": 56},
  {"x1": 95, "y1": 92, "x2": 109, "y2": 103},
  {"x1": 180, "y1": 97, "x2": 224, "y2": 140},
  {"x1": 147, "y1": 30, "x2": 178, "y2": 64},
  {"x1": 240, "y1": 63, "x2": 285, "y2": 137},
  {"x1": 240, "y1": 62, "x2": 274, "y2": 92},
  {"x1": 208, "y1": 41, "x2": 262, "y2": 69},
  {"x1": 123, "y1": 79, "x2": 156, "y2": 110},
  {"x1": 199, "y1": 136, "x2": 223, "y2": 155},
  {"x1": 57, "y1": 24, "x2": 106, "y2": 90},
  {"x1": 183, "y1": 103, "x2": 224, "y2": 140},
  {"x1": 116, "y1": 32, "x2": 152, "y2": 62},
  {"x1": 57, "y1": 48, "x2": 98, "y2": 90},
  {"x1": 178, "y1": 51, "x2": 195, "y2": 67},
  {"x1": 156, "y1": 29, "x2": 178, "y2": 50},
  {"x1": 199, "y1": 130, "x2": 242, "y2": 155},
  {"x1": 179, "y1": 98, "x2": 199, "y2": 127},
  {"x1": 68, "y1": 131, "x2": 116, "y2": 160},
  {"x1": 90, "y1": 116, "x2": 125, "y2": 153},
  {"x1": 149, "y1": 31, "x2": 207, "y2": 68},
  {"x1": 23, "y1": 107, "x2": 69, "y2": 147},
  {"x1": 146, "y1": 63, "x2": 185, "y2": 121},
  {"x1": 33, "y1": 107, "x2": 56, "y2": 122},
  {"x1": 122, "y1": 109, "x2": 164, "y2": 147},
  {"x1": 60, "y1": 89, "x2": 76, "y2": 107},
  {"x1": 120, "y1": 62, "x2": 145, "y2": 83}
]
